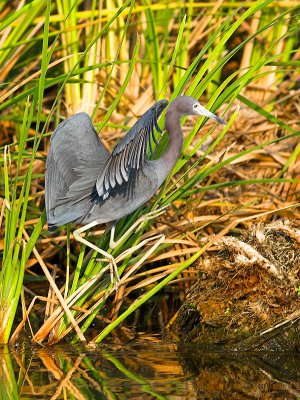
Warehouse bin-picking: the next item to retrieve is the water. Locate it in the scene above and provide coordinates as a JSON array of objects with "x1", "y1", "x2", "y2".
[{"x1": 1, "y1": 341, "x2": 300, "y2": 399}]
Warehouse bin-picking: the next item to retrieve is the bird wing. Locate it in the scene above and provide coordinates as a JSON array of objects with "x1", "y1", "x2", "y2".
[
  {"x1": 45, "y1": 112, "x2": 110, "y2": 223},
  {"x1": 96, "y1": 99, "x2": 168, "y2": 200}
]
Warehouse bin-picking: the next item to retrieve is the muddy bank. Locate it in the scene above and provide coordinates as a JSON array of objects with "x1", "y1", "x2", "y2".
[{"x1": 170, "y1": 220, "x2": 300, "y2": 351}]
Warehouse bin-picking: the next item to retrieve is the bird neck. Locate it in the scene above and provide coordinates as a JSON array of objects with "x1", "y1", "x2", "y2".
[{"x1": 155, "y1": 111, "x2": 184, "y2": 186}]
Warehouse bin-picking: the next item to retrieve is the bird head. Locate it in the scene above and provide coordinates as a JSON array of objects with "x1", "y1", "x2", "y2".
[{"x1": 168, "y1": 95, "x2": 226, "y2": 125}]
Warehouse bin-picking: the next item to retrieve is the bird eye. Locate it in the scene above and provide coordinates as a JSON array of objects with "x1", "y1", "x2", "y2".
[{"x1": 193, "y1": 103, "x2": 199, "y2": 109}]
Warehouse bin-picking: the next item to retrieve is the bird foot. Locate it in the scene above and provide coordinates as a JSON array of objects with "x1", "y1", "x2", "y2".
[
  {"x1": 145, "y1": 204, "x2": 169, "y2": 219},
  {"x1": 96, "y1": 254, "x2": 120, "y2": 288},
  {"x1": 108, "y1": 205, "x2": 169, "y2": 250},
  {"x1": 135, "y1": 205, "x2": 168, "y2": 232}
]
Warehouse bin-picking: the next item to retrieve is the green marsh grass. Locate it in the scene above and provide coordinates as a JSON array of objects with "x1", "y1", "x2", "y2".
[{"x1": 0, "y1": 0, "x2": 299, "y2": 344}]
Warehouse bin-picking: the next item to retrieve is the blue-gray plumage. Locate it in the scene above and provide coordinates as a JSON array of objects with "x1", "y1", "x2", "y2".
[{"x1": 45, "y1": 96, "x2": 225, "y2": 283}]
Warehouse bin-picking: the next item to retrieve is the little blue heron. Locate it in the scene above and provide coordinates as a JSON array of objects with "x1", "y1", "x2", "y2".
[{"x1": 45, "y1": 96, "x2": 225, "y2": 284}]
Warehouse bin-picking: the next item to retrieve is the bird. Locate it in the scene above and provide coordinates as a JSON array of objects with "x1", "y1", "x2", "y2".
[{"x1": 45, "y1": 95, "x2": 225, "y2": 284}]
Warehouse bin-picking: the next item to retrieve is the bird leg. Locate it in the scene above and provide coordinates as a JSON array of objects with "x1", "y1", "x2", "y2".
[
  {"x1": 73, "y1": 221, "x2": 120, "y2": 286},
  {"x1": 109, "y1": 205, "x2": 168, "y2": 249}
]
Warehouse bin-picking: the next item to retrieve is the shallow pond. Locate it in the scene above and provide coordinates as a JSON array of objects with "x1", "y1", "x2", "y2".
[{"x1": 1, "y1": 340, "x2": 300, "y2": 399}]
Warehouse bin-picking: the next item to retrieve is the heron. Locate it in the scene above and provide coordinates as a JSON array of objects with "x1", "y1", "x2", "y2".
[{"x1": 45, "y1": 96, "x2": 225, "y2": 285}]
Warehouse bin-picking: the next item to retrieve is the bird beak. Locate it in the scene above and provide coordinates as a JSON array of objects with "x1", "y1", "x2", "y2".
[{"x1": 197, "y1": 105, "x2": 226, "y2": 125}]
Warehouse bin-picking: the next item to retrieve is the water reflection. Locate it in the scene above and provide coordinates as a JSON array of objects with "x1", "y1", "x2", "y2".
[
  {"x1": 1, "y1": 341, "x2": 300, "y2": 399},
  {"x1": 180, "y1": 350, "x2": 300, "y2": 399}
]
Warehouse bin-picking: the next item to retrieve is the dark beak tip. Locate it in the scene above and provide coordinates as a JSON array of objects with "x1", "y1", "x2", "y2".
[{"x1": 217, "y1": 116, "x2": 226, "y2": 125}]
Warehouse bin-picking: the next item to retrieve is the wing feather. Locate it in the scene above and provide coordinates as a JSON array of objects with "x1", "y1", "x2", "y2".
[
  {"x1": 45, "y1": 112, "x2": 110, "y2": 226},
  {"x1": 120, "y1": 145, "x2": 129, "y2": 182},
  {"x1": 96, "y1": 99, "x2": 168, "y2": 200}
]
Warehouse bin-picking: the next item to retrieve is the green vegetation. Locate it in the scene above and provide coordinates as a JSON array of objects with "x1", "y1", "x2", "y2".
[{"x1": 0, "y1": 0, "x2": 299, "y2": 345}]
